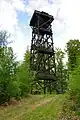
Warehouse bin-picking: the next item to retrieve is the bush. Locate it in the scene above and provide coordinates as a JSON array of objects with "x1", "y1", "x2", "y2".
[
  {"x1": 7, "y1": 80, "x2": 21, "y2": 100},
  {"x1": 58, "y1": 94, "x2": 80, "y2": 120},
  {"x1": 0, "y1": 47, "x2": 18, "y2": 104}
]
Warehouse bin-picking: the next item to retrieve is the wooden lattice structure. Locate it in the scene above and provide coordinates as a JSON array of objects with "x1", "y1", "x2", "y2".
[{"x1": 30, "y1": 10, "x2": 56, "y2": 94}]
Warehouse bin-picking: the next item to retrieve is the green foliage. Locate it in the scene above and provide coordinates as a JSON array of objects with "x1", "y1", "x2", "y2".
[
  {"x1": 0, "y1": 46, "x2": 19, "y2": 104},
  {"x1": 68, "y1": 55, "x2": 80, "y2": 92},
  {"x1": 16, "y1": 63, "x2": 30, "y2": 97},
  {"x1": 68, "y1": 57, "x2": 80, "y2": 115},
  {"x1": 60, "y1": 40, "x2": 80, "y2": 118},
  {"x1": 0, "y1": 30, "x2": 34, "y2": 104},
  {"x1": 16, "y1": 50, "x2": 34, "y2": 97},
  {"x1": 58, "y1": 94, "x2": 80, "y2": 120},
  {"x1": 0, "y1": 31, "x2": 20, "y2": 104},
  {"x1": 66, "y1": 39, "x2": 80, "y2": 71},
  {"x1": 7, "y1": 80, "x2": 21, "y2": 100},
  {"x1": 0, "y1": 30, "x2": 10, "y2": 47},
  {"x1": 69, "y1": 67, "x2": 80, "y2": 90},
  {"x1": 55, "y1": 48, "x2": 68, "y2": 94}
]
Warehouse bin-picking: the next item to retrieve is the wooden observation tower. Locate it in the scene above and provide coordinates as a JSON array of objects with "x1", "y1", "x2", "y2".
[{"x1": 30, "y1": 10, "x2": 56, "y2": 94}]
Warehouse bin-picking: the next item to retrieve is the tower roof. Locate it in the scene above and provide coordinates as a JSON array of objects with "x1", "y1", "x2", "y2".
[{"x1": 30, "y1": 10, "x2": 54, "y2": 28}]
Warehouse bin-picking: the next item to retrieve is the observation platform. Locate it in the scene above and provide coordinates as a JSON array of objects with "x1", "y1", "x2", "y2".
[
  {"x1": 31, "y1": 45, "x2": 54, "y2": 55},
  {"x1": 30, "y1": 10, "x2": 54, "y2": 28},
  {"x1": 36, "y1": 72, "x2": 56, "y2": 81}
]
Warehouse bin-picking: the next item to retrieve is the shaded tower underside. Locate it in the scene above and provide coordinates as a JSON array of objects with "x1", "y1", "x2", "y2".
[{"x1": 30, "y1": 10, "x2": 56, "y2": 94}]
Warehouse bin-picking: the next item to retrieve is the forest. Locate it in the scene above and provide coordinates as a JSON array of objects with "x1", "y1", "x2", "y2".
[{"x1": 0, "y1": 30, "x2": 80, "y2": 120}]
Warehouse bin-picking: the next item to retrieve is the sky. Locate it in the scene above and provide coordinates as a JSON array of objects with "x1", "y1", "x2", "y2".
[{"x1": 0, "y1": 0, "x2": 80, "y2": 60}]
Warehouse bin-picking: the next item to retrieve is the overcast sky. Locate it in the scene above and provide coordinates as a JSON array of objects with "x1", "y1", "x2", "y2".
[{"x1": 0, "y1": 0, "x2": 80, "y2": 60}]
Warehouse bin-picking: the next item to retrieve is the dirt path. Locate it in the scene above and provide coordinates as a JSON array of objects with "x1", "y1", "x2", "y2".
[
  {"x1": 0, "y1": 95, "x2": 62, "y2": 120},
  {"x1": 31, "y1": 95, "x2": 58, "y2": 110}
]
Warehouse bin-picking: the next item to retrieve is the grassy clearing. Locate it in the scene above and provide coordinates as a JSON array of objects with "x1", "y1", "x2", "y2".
[{"x1": 0, "y1": 94, "x2": 65, "y2": 120}]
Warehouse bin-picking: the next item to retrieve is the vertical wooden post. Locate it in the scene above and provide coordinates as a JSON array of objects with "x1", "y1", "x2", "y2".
[{"x1": 44, "y1": 80, "x2": 46, "y2": 94}]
